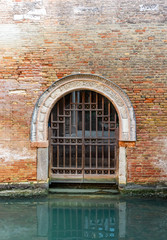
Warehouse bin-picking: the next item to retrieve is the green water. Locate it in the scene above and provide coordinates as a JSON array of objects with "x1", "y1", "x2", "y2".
[{"x1": 0, "y1": 195, "x2": 166, "y2": 240}]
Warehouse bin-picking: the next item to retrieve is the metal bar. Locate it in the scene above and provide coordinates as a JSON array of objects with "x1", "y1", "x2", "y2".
[
  {"x1": 69, "y1": 93, "x2": 72, "y2": 168},
  {"x1": 96, "y1": 92, "x2": 98, "y2": 170},
  {"x1": 51, "y1": 137, "x2": 116, "y2": 139},
  {"x1": 90, "y1": 91, "x2": 91, "y2": 168},
  {"x1": 51, "y1": 167, "x2": 84, "y2": 170},
  {"x1": 115, "y1": 112, "x2": 117, "y2": 170},
  {"x1": 82, "y1": 167, "x2": 116, "y2": 170},
  {"x1": 52, "y1": 142, "x2": 116, "y2": 146},
  {"x1": 76, "y1": 91, "x2": 77, "y2": 137},
  {"x1": 57, "y1": 102, "x2": 59, "y2": 168},
  {"x1": 76, "y1": 145, "x2": 78, "y2": 169},
  {"x1": 63, "y1": 97, "x2": 65, "y2": 168},
  {"x1": 50, "y1": 111, "x2": 54, "y2": 170},
  {"x1": 82, "y1": 91, "x2": 85, "y2": 178},
  {"x1": 51, "y1": 167, "x2": 116, "y2": 171},
  {"x1": 108, "y1": 101, "x2": 110, "y2": 168},
  {"x1": 102, "y1": 96, "x2": 104, "y2": 169},
  {"x1": 90, "y1": 91, "x2": 92, "y2": 137},
  {"x1": 48, "y1": 127, "x2": 52, "y2": 176},
  {"x1": 114, "y1": 145, "x2": 117, "y2": 169},
  {"x1": 76, "y1": 92, "x2": 78, "y2": 169}
]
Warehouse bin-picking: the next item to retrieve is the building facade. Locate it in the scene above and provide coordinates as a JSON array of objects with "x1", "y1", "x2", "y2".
[{"x1": 0, "y1": 0, "x2": 167, "y2": 190}]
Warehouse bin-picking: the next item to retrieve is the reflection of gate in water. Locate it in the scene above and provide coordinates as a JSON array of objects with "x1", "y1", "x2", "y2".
[
  {"x1": 49, "y1": 90, "x2": 119, "y2": 182},
  {"x1": 48, "y1": 204, "x2": 118, "y2": 239}
]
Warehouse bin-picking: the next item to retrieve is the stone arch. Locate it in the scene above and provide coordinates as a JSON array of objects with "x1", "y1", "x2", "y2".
[{"x1": 31, "y1": 74, "x2": 136, "y2": 186}]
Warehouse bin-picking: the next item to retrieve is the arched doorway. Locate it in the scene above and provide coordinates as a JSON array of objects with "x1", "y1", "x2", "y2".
[
  {"x1": 49, "y1": 90, "x2": 119, "y2": 183},
  {"x1": 31, "y1": 74, "x2": 136, "y2": 187}
]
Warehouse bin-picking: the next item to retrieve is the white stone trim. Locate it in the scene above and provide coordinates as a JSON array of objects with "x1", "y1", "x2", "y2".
[
  {"x1": 37, "y1": 148, "x2": 48, "y2": 181},
  {"x1": 119, "y1": 147, "x2": 127, "y2": 185},
  {"x1": 31, "y1": 74, "x2": 136, "y2": 143},
  {"x1": 31, "y1": 74, "x2": 136, "y2": 184}
]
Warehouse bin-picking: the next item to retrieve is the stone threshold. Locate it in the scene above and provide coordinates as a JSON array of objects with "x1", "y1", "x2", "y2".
[{"x1": 49, "y1": 188, "x2": 119, "y2": 195}]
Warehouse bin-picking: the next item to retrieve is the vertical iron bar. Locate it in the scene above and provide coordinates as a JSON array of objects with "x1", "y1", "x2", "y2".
[
  {"x1": 114, "y1": 145, "x2": 117, "y2": 169},
  {"x1": 76, "y1": 92, "x2": 78, "y2": 169},
  {"x1": 115, "y1": 112, "x2": 117, "y2": 169},
  {"x1": 63, "y1": 97, "x2": 65, "y2": 168},
  {"x1": 90, "y1": 91, "x2": 91, "y2": 169},
  {"x1": 76, "y1": 145, "x2": 78, "y2": 169},
  {"x1": 49, "y1": 113, "x2": 53, "y2": 175},
  {"x1": 82, "y1": 91, "x2": 85, "y2": 179},
  {"x1": 76, "y1": 91, "x2": 78, "y2": 137},
  {"x1": 50, "y1": 111, "x2": 53, "y2": 171},
  {"x1": 96, "y1": 93, "x2": 98, "y2": 172},
  {"x1": 57, "y1": 102, "x2": 59, "y2": 168},
  {"x1": 108, "y1": 102, "x2": 110, "y2": 169},
  {"x1": 102, "y1": 96, "x2": 104, "y2": 170},
  {"x1": 69, "y1": 93, "x2": 71, "y2": 168}
]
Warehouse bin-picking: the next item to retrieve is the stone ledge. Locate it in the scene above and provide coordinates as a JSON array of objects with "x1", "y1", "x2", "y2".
[
  {"x1": 119, "y1": 141, "x2": 136, "y2": 147},
  {"x1": 0, "y1": 181, "x2": 49, "y2": 198},
  {"x1": 30, "y1": 141, "x2": 49, "y2": 148},
  {"x1": 0, "y1": 189, "x2": 48, "y2": 198},
  {"x1": 119, "y1": 183, "x2": 167, "y2": 198},
  {"x1": 0, "y1": 181, "x2": 48, "y2": 190},
  {"x1": 49, "y1": 188, "x2": 119, "y2": 195}
]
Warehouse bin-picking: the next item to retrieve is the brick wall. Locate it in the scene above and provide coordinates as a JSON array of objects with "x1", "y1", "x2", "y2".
[{"x1": 0, "y1": 0, "x2": 166, "y2": 184}]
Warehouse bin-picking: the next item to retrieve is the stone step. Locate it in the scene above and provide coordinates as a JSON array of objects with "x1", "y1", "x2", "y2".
[{"x1": 49, "y1": 188, "x2": 119, "y2": 195}]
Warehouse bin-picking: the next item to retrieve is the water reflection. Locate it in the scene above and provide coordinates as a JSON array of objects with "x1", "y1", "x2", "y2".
[
  {"x1": 0, "y1": 196, "x2": 167, "y2": 240},
  {"x1": 48, "y1": 203, "x2": 118, "y2": 239}
]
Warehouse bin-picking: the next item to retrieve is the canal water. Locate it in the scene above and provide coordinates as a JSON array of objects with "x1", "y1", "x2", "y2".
[{"x1": 0, "y1": 195, "x2": 166, "y2": 240}]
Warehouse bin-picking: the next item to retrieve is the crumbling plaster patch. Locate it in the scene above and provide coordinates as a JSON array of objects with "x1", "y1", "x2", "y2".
[
  {"x1": 13, "y1": 0, "x2": 46, "y2": 21},
  {"x1": 0, "y1": 24, "x2": 21, "y2": 47},
  {"x1": 153, "y1": 137, "x2": 167, "y2": 180},
  {"x1": 0, "y1": 146, "x2": 35, "y2": 162}
]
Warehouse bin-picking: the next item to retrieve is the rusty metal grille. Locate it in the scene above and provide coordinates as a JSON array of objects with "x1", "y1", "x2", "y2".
[{"x1": 49, "y1": 90, "x2": 118, "y2": 181}]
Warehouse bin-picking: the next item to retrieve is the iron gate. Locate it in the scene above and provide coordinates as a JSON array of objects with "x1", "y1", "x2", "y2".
[{"x1": 49, "y1": 90, "x2": 119, "y2": 182}]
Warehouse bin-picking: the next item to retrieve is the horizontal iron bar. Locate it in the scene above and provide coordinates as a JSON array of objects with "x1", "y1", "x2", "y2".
[
  {"x1": 51, "y1": 137, "x2": 116, "y2": 139},
  {"x1": 51, "y1": 143, "x2": 116, "y2": 146},
  {"x1": 51, "y1": 167, "x2": 116, "y2": 170}
]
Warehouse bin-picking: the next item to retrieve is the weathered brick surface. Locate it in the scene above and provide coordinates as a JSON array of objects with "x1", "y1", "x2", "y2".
[{"x1": 0, "y1": 0, "x2": 167, "y2": 184}]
